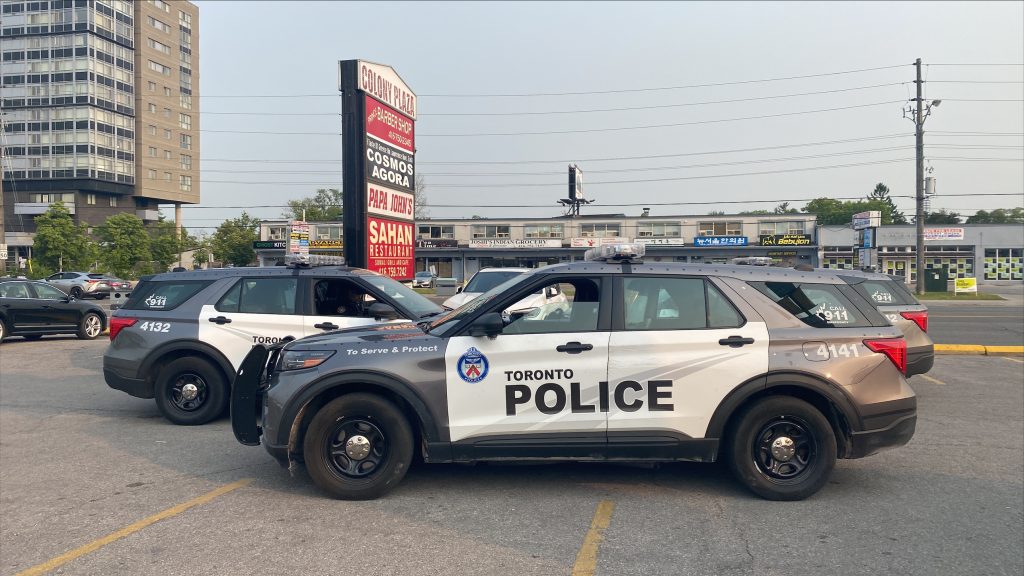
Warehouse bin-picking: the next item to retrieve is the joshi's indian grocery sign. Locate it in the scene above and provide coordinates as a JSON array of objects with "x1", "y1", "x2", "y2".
[{"x1": 340, "y1": 60, "x2": 416, "y2": 280}]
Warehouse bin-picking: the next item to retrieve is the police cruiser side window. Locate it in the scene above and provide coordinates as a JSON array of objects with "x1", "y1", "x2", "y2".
[
  {"x1": 216, "y1": 278, "x2": 298, "y2": 315},
  {"x1": 622, "y1": 277, "x2": 743, "y2": 330},
  {"x1": 749, "y1": 281, "x2": 872, "y2": 328},
  {"x1": 501, "y1": 278, "x2": 601, "y2": 335},
  {"x1": 122, "y1": 280, "x2": 213, "y2": 311}
]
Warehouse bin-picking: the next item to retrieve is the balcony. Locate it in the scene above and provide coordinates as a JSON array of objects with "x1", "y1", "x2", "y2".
[{"x1": 14, "y1": 202, "x2": 76, "y2": 215}]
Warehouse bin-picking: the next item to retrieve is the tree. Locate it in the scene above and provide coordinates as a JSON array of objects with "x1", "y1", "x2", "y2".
[
  {"x1": 867, "y1": 183, "x2": 907, "y2": 224},
  {"x1": 148, "y1": 217, "x2": 195, "y2": 272},
  {"x1": 773, "y1": 202, "x2": 799, "y2": 214},
  {"x1": 923, "y1": 209, "x2": 961, "y2": 224},
  {"x1": 96, "y1": 213, "x2": 152, "y2": 278},
  {"x1": 212, "y1": 212, "x2": 260, "y2": 267},
  {"x1": 414, "y1": 175, "x2": 429, "y2": 220},
  {"x1": 802, "y1": 197, "x2": 899, "y2": 226},
  {"x1": 190, "y1": 235, "x2": 212, "y2": 269},
  {"x1": 282, "y1": 188, "x2": 342, "y2": 221},
  {"x1": 967, "y1": 208, "x2": 1024, "y2": 224},
  {"x1": 737, "y1": 209, "x2": 771, "y2": 215},
  {"x1": 32, "y1": 201, "x2": 96, "y2": 271}
]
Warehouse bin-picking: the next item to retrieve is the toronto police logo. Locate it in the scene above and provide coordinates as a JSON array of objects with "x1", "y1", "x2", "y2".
[{"x1": 457, "y1": 347, "x2": 489, "y2": 383}]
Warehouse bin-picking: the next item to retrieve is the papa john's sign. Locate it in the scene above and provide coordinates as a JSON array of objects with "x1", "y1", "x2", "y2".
[{"x1": 340, "y1": 60, "x2": 417, "y2": 280}]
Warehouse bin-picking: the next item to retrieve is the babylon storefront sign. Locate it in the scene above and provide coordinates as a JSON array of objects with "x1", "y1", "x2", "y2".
[
  {"x1": 759, "y1": 234, "x2": 813, "y2": 246},
  {"x1": 340, "y1": 60, "x2": 417, "y2": 280}
]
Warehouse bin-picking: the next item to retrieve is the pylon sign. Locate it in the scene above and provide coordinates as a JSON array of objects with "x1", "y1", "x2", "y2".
[{"x1": 339, "y1": 60, "x2": 417, "y2": 280}]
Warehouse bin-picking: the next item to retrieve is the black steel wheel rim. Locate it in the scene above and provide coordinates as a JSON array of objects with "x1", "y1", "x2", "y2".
[
  {"x1": 169, "y1": 372, "x2": 208, "y2": 412},
  {"x1": 323, "y1": 417, "x2": 389, "y2": 479},
  {"x1": 752, "y1": 415, "x2": 817, "y2": 482}
]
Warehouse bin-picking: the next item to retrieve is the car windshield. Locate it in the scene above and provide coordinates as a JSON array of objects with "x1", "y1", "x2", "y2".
[
  {"x1": 415, "y1": 272, "x2": 433, "y2": 278},
  {"x1": 463, "y1": 270, "x2": 523, "y2": 293},
  {"x1": 426, "y1": 273, "x2": 532, "y2": 336},
  {"x1": 361, "y1": 274, "x2": 443, "y2": 318}
]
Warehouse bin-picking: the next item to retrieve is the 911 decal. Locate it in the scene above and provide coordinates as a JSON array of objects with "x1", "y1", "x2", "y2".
[{"x1": 138, "y1": 321, "x2": 171, "y2": 332}]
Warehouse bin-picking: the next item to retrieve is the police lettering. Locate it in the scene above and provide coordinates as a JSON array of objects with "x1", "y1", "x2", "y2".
[{"x1": 505, "y1": 380, "x2": 673, "y2": 416}]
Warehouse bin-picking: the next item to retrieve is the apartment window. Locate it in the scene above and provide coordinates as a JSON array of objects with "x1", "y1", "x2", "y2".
[
  {"x1": 180, "y1": 154, "x2": 192, "y2": 170},
  {"x1": 147, "y1": 37, "x2": 171, "y2": 55},
  {"x1": 164, "y1": 128, "x2": 172, "y2": 140},
  {"x1": 179, "y1": 10, "x2": 192, "y2": 27},
  {"x1": 31, "y1": 193, "x2": 75, "y2": 203},
  {"x1": 471, "y1": 225, "x2": 511, "y2": 239},
  {"x1": 180, "y1": 94, "x2": 192, "y2": 110},
  {"x1": 698, "y1": 221, "x2": 743, "y2": 236},
  {"x1": 109, "y1": 196, "x2": 118, "y2": 207},
  {"x1": 179, "y1": 175, "x2": 192, "y2": 192},
  {"x1": 268, "y1": 226, "x2": 287, "y2": 240},
  {"x1": 524, "y1": 224, "x2": 564, "y2": 238},
  {"x1": 418, "y1": 225, "x2": 454, "y2": 239},
  {"x1": 759, "y1": 221, "x2": 807, "y2": 235},
  {"x1": 148, "y1": 16, "x2": 171, "y2": 33},
  {"x1": 636, "y1": 222, "x2": 681, "y2": 238},
  {"x1": 163, "y1": 86, "x2": 172, "y2": 97},
  {"x1": 86, "y1": 194, "x2": 96, "y2": 205},
  {"x1": 147, "y1": 169, "x2": 157, "y2": 180},
  {"x1": 147, "y1": 125, "x2": 157, "y2": 135},
  {"x1": 179, "y1": 27, "x2": 191, "y2": 47},
  {"x1": 148, "y1": 146, "x2": 157, "y2": 157},
  {"x1": 165, "y1": 172, "x2": 173, "y2": 182},
  {"x1": 147, "y1": 81, "x2": 156, "y2": 92},
  {"x1": 147, "y1": 103, "x2": 157, "y2": 113},
  {"x1": 148, "y1": 60, "x2": 172, "y2": 76},
  {"x1": 163, "y1": 108, "x2": 172, "y2": 118},
  {"x1": 580, "y1": 223, "x2": 621, "y2": 238},
  {"x1": 151, "y1": 0, "x2": 171, "y2": 13},
  {"x1": 179, "y1": 113, "x2": 191, "y2": 130},
  {"x1": 180, "y1": 134, "x2": 191, "y2": 150}
]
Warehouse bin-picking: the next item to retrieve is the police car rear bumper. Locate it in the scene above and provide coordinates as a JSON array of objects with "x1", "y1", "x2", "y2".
[
  {"x1": 103, "y1": 366, "x2": 153, "y2": 398},
  {"x1": 847, "y1": 410, "x2": 917, "y2": 459},
  {"x1": 906, "y1": 344, "x2": 934, "y2": 377}
]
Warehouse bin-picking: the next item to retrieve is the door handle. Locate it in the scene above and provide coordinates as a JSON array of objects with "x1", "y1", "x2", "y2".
[
  {"x1": 556, "y1": 341, "x2": 593, "y2": 354},
  {"x1": 314, "y1": 322, "x2": 339, "y2": 331},
  {"x1": 208, "y1": 316, "x2": 232, "y2": 325},
  {"x1": 719, "y1": 336, "x2": 755, "y2": 347}
]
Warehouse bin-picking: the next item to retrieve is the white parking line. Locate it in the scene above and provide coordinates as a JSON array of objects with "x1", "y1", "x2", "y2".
[
  {"x1": 1002, "y1": 356, "x2": 1024, "y2": 364},
  {"x1": 918, "y1": 374, "x2": 946, "y2": 386}
]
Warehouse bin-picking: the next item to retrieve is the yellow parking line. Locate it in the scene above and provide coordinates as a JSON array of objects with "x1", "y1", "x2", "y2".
[
  {"x1": 572, "y1": 500, "x2": 616, "y2": 576},
  {"x1": 1003, "y1": 356, "x2": 1024, "y2": 364},
  {"x1": 15, "y1": 478, "x2": 252, "y2": 576},
  {"x1": 918, "y1": 374, "x2": 946, "y2": 386}
]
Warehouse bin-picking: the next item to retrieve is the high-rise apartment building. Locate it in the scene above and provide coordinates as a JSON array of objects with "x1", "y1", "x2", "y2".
[{"x1": 0, "y1": 0, "x2": 199, "y2": 264}]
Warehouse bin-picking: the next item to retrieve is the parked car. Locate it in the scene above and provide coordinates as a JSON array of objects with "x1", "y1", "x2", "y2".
[
  {"x1": 104, "y1": 264, "x2": 444, "y2": 425},
  {"x1": 0, "y1": 279, "x2": 107, "y2": 342},
  {"x1": 442, "y1": 268, "x2": 566, "y2": 316},
  {"x1": 232, "y1": 243, "x2": 915, "y2": 501},
  {"x1": 412, "y1": 271, "x2": 437, "y2": 288},
  {"x1": 837, "y1": 269, "x2": 934, "y2": 376},
  {"x1": 99, "y1": 275, "x2": 133, "y2": 292},
  {"x1": 45, "y1": 272, "x2": 112, "y2": 299}
]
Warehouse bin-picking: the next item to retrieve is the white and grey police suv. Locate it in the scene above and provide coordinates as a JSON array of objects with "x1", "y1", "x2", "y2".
[
  {"x1": 231, "y1": 244, "x2": 917, "y2": 501},
  {"x1": 103, "y1": 264, "x2": 443, "y2": 425}
]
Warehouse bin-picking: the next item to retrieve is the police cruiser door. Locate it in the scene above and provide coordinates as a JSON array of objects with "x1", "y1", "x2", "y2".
[
  {"x1": 606, "y1": 276, "x2": 769, "y2": 457},
  {"x1": 197, "y1": 277, "x2": 301, "y2": 370},
  {"x1": 444, "y1": 276, "x2": 610, "y2": 457}
]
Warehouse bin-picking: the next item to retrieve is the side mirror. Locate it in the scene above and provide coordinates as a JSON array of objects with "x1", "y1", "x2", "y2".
[
  {"x1": 367, "y1": 302, "x2": 399, "y2": 321},
  {"x1": 467, "y1": 312, "x2": 503, "y2": 338},
  {"x1": 456, "y1": 286, "x2": 464, "y2": 294}
]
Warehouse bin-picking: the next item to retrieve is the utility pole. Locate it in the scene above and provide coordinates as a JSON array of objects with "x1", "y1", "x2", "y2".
[{"x1": 904, "y1": 58, "x2": 941, "y2": 294}]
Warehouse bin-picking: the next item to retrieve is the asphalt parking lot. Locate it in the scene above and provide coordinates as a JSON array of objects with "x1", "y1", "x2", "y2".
[{"x1": 1, "y1": 338, "x2": 1021, "y2": 576}]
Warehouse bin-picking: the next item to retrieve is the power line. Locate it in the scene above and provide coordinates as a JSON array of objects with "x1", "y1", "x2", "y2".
[
  {"x1": 926, "y1": 80, "x2": 1024, "y2": 84},
  {"x1": 926, "y1": 63, "x2": 1024, "y2": 66}
]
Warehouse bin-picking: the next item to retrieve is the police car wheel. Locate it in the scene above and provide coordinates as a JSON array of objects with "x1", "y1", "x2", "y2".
[
  {"x1": 304, "y1": 393, "x2": 414, "y2": 500},
  {"x1": 727, "y1": 396, "x2": 836, "y2": 501},
  {"x1": 154, "y1": 357, "x2": 228, "y2": 426}
]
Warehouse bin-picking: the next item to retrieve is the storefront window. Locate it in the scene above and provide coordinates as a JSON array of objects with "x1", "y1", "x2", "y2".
[
  {"x1": 580, "y1": 223, "x2": 621, "y2": 238},
  {"x1": 418, "y1": 225, "x2": 454, "y2": 239},
  {"x1": 759, "y1": 221, "x2": 806, "y2": 235},
  {"x1": 698, "y1": 221, "x2": 742, "y2": 236},
  {"x1": 471, "y1": 224, "x2": 511, "y2": 238}
]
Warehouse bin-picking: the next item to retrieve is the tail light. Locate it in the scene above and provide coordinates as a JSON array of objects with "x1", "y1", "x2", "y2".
[
  {"x1": 85, "y1": 279, "x2": 97, "y2": 284},
  {"x1": 900, "y1": 310, "x2": 928, "y2": 332},
  {"x1": 109, "y1": 316, "x2": 137, "y2": 341},
  {"x1": 864, "y1": 338, "x2": 907, "y2": 375}
]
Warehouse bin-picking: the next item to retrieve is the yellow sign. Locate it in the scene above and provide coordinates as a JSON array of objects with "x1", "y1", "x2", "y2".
[
  {"x1": 310, "y1": 239, "x2": 343, "y2": 249},
  {"x1": 954, "y1": 277, "x2": 977, "y2": 294}
]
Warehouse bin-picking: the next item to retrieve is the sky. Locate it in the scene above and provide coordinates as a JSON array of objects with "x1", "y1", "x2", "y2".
[{"x1": 185, "y1": 1, "x2": 1024, "y2": 232}]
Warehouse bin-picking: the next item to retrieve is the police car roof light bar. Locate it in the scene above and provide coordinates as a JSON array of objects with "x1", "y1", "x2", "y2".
[
  {"x1": 583, "y1": 243, "x2": 646, "y2": 263},
  {"x1": 285, "y1": 254, "x2": 347, "y2": 268}
]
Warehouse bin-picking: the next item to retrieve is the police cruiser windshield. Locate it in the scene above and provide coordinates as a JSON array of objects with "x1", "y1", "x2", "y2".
[
  {"x1": 426, "y1": 273, "x2": 533, "y2": 335},
  {"x1": 360, "y1": 274, "x2": 444, "y2": 318}
]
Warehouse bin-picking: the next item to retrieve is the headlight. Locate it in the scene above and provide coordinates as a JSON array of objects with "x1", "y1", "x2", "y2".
[{"x1": 279, "y1": 350, "x2": 336, "y2": 371}]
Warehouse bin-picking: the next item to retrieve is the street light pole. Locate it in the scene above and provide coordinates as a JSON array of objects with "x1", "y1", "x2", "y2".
[{"x1": 915, "y1": 58, "x2": 925, "y2": 295}]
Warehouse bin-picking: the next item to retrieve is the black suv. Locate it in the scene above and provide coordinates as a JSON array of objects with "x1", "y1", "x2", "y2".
[{"x1": 103, "y1": 265, "x2": 443, "y2": 425}]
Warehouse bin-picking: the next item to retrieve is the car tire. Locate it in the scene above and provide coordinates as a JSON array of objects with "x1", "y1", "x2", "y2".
[
  {"x1": 76, "y1": 312, "x2": 104, "y2": 340},
  {"x1": 0, "y1": 318, "x2": 6, "y2": 343},
  {"x1": 70, "y1": 287, "x2": 83, "y2": 299},
  {"x1": 304, "y1": 393, "x2": 414, "y2": 500},
  {"x1": 727, "y1": 396, "x2": 836, "y2": 501},
  {"x1": 154, "y1": 357, "x2": 228, "y2": 426}
]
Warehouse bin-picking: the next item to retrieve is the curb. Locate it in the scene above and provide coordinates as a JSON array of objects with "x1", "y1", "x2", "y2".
[{"x1": 934, "y1": 344, "x2": 1024, "y2": 356}]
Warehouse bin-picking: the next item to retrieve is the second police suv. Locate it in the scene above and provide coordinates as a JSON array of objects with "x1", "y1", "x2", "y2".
[{"x1": 231, "y1": 244, "x2": 918, "y2": 501}]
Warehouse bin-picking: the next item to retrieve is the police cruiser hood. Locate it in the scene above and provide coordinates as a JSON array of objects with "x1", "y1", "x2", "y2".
[{"x1": 283, "y1": 322, "x2": 429, "y2": 350}]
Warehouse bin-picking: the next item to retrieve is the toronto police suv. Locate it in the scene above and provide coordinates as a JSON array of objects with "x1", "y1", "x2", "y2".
[
  {"x1": 103, "y1": 262, "x2": 443, "y2": 425},
  {"x1": 231, "y1": 244, "x2": 917, "y2": 501}
]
